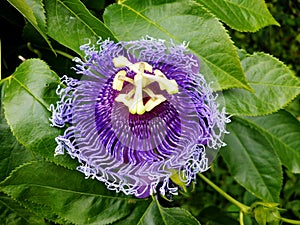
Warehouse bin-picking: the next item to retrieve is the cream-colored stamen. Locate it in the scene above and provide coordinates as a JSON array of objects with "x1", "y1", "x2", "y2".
[
  {"x1": 112, "y1": 56, "x2": 178, "y2": 115},
  {"x1": 143, "y1": 88, "x2": 166, "y2": 112},
  {"x1": 112, "y1": 70, "x2": 126, "y2": 91}
]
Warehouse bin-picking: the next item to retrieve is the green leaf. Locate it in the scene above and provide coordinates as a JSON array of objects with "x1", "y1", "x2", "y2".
[
  {"x1": 112, "y1": 199, "x2": 200, "y2": 225},
  {"x1": 224, "y1": 51, "x2": 300, "y2": 116},
  {"x1": 0, "y1": 192, "x2": 46, "y2": 225},
  {"x1": 126, "y1": 201, "x2": 200, "y2": 225},
  {"x1": 103, "y1": 0, "x2": 251, "y2": 91},
  {"x1": 106, "y1": 186, "x2": 200, "y2": 224},
  {"x1": 0, "y1": 161, "x2": 148, "y2": 225},
  {"x1": 254, "y1": 205, "x2": 268, "y2": 225},
  {"x1": 2, "y1": 59, "x2": 76, "y2": 169},
  {"x1": 136, "y1": 201, "x2": 200, "y2": 225},
  {"x1": 44, "y1": 0, "x2": 116, "y2": 57},
  {"x1": 0, "y1": 157, "x2": 199, "y2": 225},
  {"x1": 195, "y1": 0, "x2": 279, "y2": 32},
  {"x1": 20, "y1": 200, "x2": 71, "y2": 225},
  {"x1": 253, "y1": 203, "x2": 281, "y2": 225},
  {"x1": 7, "y1": 0, "x2": 53, "y2": 51},
  {"x1": 110, "y1": 201, "x2": 150, "y2": 225},
  {"x1": 221, "y1": 116, "x2": 282, "y2": 203},
  {"x1": 245, "y1": 110, "x2": 300, "y2": 174},
  {"x1": 0, "y1": 82, "x2": 34, "y2": 182}
]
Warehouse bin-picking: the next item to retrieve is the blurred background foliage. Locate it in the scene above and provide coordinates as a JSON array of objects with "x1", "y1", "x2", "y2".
[{"x1": 0, "y1": 1, "x2": 300, "y2": 225}]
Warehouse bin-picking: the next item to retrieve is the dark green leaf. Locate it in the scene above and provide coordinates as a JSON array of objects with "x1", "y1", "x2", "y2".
[
  {"x1": 110, "y1": 200, "x2": 149, "y2": 225},
  {"x1": 21, "y1": 200, "x2": 71, "y2": 225},
  {"x1": 103, "y1": 0, "x2": 251, "y2": 91},
  {"x1": 113, "y1": 200, "x2": 200, "y2": 225},
  {"x1": 195, "y1": 0, "x2": 279, "y2": 32},
  {"x1": 0, "y1": 82, "x2": 33, "y2": 181},
  {"x1": 0, "y1": 158, "x2": 199, "y2": 225},
  {"x1": 2, "y1": 59, "x2": 77, "y2": 169},
  {"x1": 0, "y1": 192, "x2": 46, "y2": 225},
  {"x1": 224, "y1": 51, "x2": 300, "y2": 116},
  {"x1": 245, "y1": 110, "x2": 300, "y2": 174},
  {"x1": 136, "y1": 201, "x2": 200, "y2": 225},
  {"x1": 7, "y1": 0, "x2": 53, "y2": 51},
  {"x1": 221, "y1": 117, "x2": 282, "y2": 203},
  {"x1": 44, "y1": 0, "x2": 116, "y2": 57},
  {"x1": 0, "y1": 161, "x2": 148, "y2": 225}
]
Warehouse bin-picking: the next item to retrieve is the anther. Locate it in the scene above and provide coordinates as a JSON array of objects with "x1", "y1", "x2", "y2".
[{"x1": 112, "y1": 56, "x2": 179, "y2": 115}]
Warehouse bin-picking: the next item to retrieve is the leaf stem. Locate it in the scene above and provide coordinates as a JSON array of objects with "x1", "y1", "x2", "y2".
[
  {"x1": 54, "y1": 50, "x2": 75, "y2": 60},
  {"x1": 239, "y1": 211, "x2": 244, "y2": 225},
  {"x1": 272, "y1": 212, "x2": 300, "y2": 225},
  {"x1": 27, "y1": 43, "x2": 42, "y2": 58},
  {"x1": 198, "y1": 173, "x2": 251, "y2": 214}
]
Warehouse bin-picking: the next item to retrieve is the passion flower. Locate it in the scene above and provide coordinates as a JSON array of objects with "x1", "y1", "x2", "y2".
[{"x1": 50, "y1": 37, "x2": 229, "y2": 198}]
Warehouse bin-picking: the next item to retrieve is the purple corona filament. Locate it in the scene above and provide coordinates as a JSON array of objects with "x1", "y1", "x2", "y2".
[{"x1": 50, "y1": 37, "x2": 230, "y2": 198}]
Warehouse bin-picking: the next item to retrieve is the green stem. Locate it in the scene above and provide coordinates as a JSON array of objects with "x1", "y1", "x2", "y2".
[
  {"x1": 198, "y1": 173, "x2": 250, "y2": 214},
  {"x1": 239, "y1": 211, "x2": 244, "y2": 225},
  {"x1": 273, "y1": 213, "x2": 300, "y2": 225},
  {"x1": 0, "y1": 76, "x2": 10, "y2": 83},
  {"x1": 27, "y1": 42, "x2": 42, "y2": 58},
  {"x1": 54, "y1": 49, "x2": 75, "y2": 60}
]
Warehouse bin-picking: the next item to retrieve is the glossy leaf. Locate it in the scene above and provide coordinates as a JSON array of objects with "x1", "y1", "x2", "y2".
[
  {"x1": 221, "y1": 116, "x2": 282, "y2": 203},
  {"x1": 44, "y1": 0, "x2": 116, "y2": 57},
  {"x1": 245, "y1": 110, "x2": 300, "y2": 174},
  {"x1": 7, "y1": 0, "x2": 53, "y2": 50},
  {"x1": 0, "y1": 161, "x2": 148, "y2": 225},
  {"x1": 195, "y1": 0, "x2": 279, "y2": 32},
  {"x1": 2, "y1": 59, "x2": 77, "y2": 169},
  {"x1": 137, "y1": 201, "x2": 200, "y2": 225},
  {"x1": 113, "y1": 200, "x2": 200, "y2": 225},
  {"x1": 0, "y1": 192, "x2": 46, "y2": 225},
  {"x1": 0, "y1": 160, "x2": 200, "y2": 225},
  {"x1": 0, "y1": 82, "x2": 33, "y2": 181},
  {"x1": 103, "y1": 0, "x2": 251, "y2": 91},
  {"x1": 224, "y1": 51, "x2": 300, "y2": 116},
  {"x1": 108, "y1": 199, "x2": 149, "y2": 225}
]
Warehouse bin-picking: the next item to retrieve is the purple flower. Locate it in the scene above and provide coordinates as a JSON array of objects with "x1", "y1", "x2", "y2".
[{"x1": 50, "y1": 37, "x2": 229, "y2": 198}]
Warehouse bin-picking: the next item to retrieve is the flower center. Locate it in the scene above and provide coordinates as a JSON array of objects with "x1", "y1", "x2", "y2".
[{"x1": 112, "y1": 56, "x2": 179, "y2": 115}]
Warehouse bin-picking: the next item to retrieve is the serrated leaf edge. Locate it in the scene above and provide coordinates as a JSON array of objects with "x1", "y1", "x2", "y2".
[
  {"x1": 7, "y1": 0, "x2": 54, "y2": 53},
  {"x1": 0, "y1": 193, "x2": 47, "y2": 225},
  {"x1": 195, "y1": 0, "x2": 279, "y2": 32},
  {"x1": 1, "y1": 59, "x2": 78, "y2": 170},
  {"x1": 226, "y1": 51, "x2": 300, "y2": 116}
]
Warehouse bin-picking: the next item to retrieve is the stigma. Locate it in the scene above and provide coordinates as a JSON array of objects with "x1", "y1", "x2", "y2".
[{"x1": 112, "y1": 56, "x2": 178, "y2": 115}]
